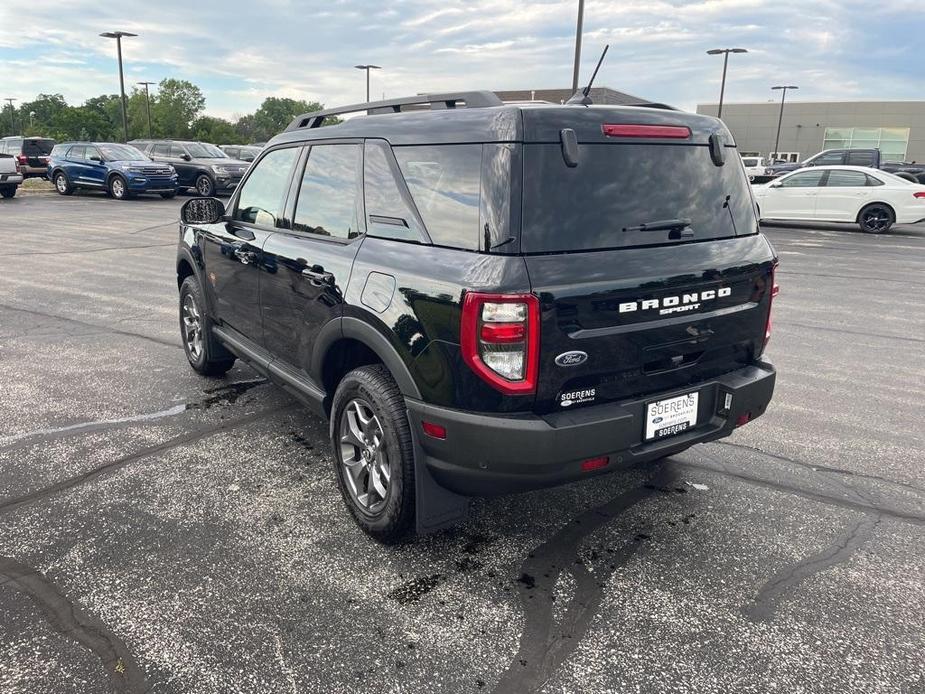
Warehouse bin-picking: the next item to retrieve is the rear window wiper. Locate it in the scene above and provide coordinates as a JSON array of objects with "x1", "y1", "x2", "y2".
[{"x1": 622, "y1": 218, "x2": 692, "y2": 234}]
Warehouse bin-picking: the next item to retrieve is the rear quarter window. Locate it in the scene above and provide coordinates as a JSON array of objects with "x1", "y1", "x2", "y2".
[{"x1": 393, "y1": 144, "x2": 481, "y2": 250}]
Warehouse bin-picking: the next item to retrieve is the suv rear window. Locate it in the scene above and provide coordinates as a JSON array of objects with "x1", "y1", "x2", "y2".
[
  {"x1": 520, "y1": 144, "x2": 757, "y2": 253},
  {"x1": 23, "y1": 139, "x2": 55, "y2": 156}
]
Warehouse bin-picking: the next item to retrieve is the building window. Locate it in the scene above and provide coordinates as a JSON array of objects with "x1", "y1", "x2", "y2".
[{"x1": 823, "y1": 127, "x2": 910, "y2": 163}]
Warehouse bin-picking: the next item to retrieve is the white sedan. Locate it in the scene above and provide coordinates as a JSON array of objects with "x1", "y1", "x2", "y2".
[{"x1": 752, "y1": 165, "x2": 925, "y2": 233}]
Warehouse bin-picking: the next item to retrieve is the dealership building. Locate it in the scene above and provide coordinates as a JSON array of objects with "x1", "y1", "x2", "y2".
[{"x1": 696, "y1": 100, "x2": 925, "y2": 164}]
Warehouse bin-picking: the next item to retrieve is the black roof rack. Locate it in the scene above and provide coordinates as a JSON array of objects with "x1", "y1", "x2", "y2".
[{"x1": 285, "y1": 91, "x2": 504, "y2": 131}]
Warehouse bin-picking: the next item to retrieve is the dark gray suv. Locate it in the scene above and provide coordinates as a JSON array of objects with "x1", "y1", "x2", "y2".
[{"x1": 131, "y1": 139, "x2": 249, "y2": 196}]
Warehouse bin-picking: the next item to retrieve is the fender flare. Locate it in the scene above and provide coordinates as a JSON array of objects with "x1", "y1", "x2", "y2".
[{"x1": 313, "y1": 316, "x2": 422, "y2": 400}]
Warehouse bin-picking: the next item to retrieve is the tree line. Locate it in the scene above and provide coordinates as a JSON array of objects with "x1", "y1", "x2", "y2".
[{"x1": 1, "y1": 79, "x2": 326, "y2": 144}]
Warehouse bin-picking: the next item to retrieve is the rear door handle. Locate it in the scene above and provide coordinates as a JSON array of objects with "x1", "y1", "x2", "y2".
[
  {"x1": 302, "y1": 265, "x2": 334, "y2": 285},
  {"x1": 233, "y1": 246, "x2": 257, "y2": 264}
]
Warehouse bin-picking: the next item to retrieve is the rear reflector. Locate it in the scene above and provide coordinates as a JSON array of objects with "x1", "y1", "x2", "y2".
[
  {"x1": 601, "y1": 124, "x2": 691, "y2": 139},
  {"x1": 479, "y1": 322, "x2": 526, "y2": 343},
  {"x1": 581, "y1": 456, "x2": 609, "y2": 472},
  {"x1": 735, "y1": 413, "x2": 752, "y2": 427},
  {"x1": 422, "y1": 421, "x2": 446, "y2": 440}
]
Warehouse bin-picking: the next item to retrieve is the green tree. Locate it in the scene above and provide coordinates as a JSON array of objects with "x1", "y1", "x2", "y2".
[
  {"x1": 191, "y1": 116, "x2": 240, "y2": 144},
  {"x1": 151, "y1": 78, "x2": 205, "y2": 138},
  {"x1": 18, "y1": 94, "x2": 68, "y2": 135},
  {"x1": 252, "y1": 97, "x2": 323, "y2": 141}
]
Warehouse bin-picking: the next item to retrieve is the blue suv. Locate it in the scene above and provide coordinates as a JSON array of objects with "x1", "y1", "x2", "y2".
[{"x1": 47, "y1": 142, "x2": 179, "y2": 199}]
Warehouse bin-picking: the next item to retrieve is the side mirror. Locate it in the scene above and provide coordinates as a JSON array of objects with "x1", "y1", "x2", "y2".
[
  {"x1": 181, "y1": 153, "x2": 192, "y2": 161},
  {"x1": 181, "y1": 197, "x2": 225, "y2": 225},
  {"x1": 89, "y1": 155, "x2": 103, "y2": 163}
]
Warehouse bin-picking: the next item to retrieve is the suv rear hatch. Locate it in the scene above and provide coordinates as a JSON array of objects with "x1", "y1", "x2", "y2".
[
  {"x1": 21, "y1": 138, "x2": 55, "y2": 168},
  {"x1": 519, "y1": 107, "x2": 776, "y2": 415}
]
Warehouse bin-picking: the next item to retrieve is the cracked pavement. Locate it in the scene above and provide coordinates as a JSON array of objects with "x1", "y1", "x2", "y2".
[{"x1": 0, "y1": 195, "x2": 923, "y2": 693}]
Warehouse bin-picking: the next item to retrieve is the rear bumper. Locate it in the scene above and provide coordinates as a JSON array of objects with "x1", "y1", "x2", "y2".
[
  {"x1": 405, "y1": 361, "x2": 776, "y2": 496},
  {"x1": 0, "y1": 173, "x2": 23, "y2": 186}
]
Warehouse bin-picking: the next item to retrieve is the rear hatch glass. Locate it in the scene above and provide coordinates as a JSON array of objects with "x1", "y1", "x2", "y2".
[
  {"x1": 23, "y1": 139, "x2": 55, "y2": 156},
  {"x1": 521, "y1": 143, "x2": 756, "y2": 253}
]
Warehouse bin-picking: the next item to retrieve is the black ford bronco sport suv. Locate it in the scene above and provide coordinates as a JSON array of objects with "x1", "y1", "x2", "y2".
[{"x1": 176, "y1": 91, "x2": 778, "y2": 543}]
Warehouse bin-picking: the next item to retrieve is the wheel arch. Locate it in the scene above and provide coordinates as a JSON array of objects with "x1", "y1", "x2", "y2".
[{"x1": 313, "y1": 317, "x2": 423, "y2": 411}]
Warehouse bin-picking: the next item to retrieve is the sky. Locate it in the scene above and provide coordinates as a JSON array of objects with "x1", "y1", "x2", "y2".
[{"x1": 1, "y1": 0, "x2": 922, "y2": 120}]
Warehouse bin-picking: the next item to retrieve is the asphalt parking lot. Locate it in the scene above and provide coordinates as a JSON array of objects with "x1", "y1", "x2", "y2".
[{"x1": 1, "y1": 192, "x2": 923, "y2": 694}]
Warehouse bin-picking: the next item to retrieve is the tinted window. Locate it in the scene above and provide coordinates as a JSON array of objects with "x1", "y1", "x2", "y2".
[
  {"x1": 364, "y1": 141, "x2": 426, "y2": 243},
  {"x1": 825, "y1": 170, "x2": 869, "y2": 187},
  {"x1": 742, "y1": 158, "x2": 759, "y2": 167},
  {"x1": 152, "y1": 144, "x2": 169, "y2": 156},
  {"x1": 23, "y1": 139, "x2": 54, "y2": 156},
  {"x1": 780, "y1": 171, "x2": 825, "y2": 187},
  {"x1": 847, "y1": 151, "x2": 875, "y2": 166},
  {"x1": 169, "y1": 145, "x2": 187, "y2": 158},
  {"x1": 866, "y1": 174, "x2": 885, "y2": 186},
  {"x1": 234, "y1": 147, "x2": 299, "y2": 226},
  {"x1": 84, "y1": 147, "x2": 102, "y2": 162},
  {"x1": 67, "y1": 145, "x2": 86, "y2": 160},
  {"x1": 521, "y1": 144, "x2": 756, "y2": 253},
  {"x1": 813, "y1": 151, "x2": 844, "y2": 165},
  {"x1": 393, "y1": 144, "x2": 481, "y2": 249},
  {"x1": 293, "y1": 144, "x2": 362, "y2": 239}
]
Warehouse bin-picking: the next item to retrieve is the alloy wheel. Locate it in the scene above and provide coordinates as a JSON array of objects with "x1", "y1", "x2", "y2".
[
  {"x1": 181, "y1": 293, "x2": 203, "y2": 360},
  {"x1": 338, "y1": 398, "x2": 391, "y2": 514},
  {"x1": 55, "y1": 174, "x2": 67, "y2": 193},
  {"x1": 861, "y1": 206, "x2": 890, "y2": 232},
  {"x1": 112, "y1": 177, "x2": 125, "y2": 199},
  {"x1": 196, "y1": 177, "x2": 212, "y2": 196}
]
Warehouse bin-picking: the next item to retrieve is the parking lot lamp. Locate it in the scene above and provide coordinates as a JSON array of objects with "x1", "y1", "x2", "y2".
[
  {"x1": 354, "y1": 65, "x2": 381, "y2": 103},
  {"x1": 100, "y1": 31, "x2": 138, "y2": 142},
  {"x1": 4, "y1": 98, "x2": 15, "y2": 135},
  {"x1": 137, "y1": 81, "x2": 155, "y2": 138},
  {"x1": 771, "y1": 85, "x2": 799, "y2": 162},
  {"x1": 706, "y1": 48, "x2": 747, "y2": 119}
]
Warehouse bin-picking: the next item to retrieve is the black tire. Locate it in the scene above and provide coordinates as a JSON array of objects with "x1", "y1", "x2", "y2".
[
  {"x1": 160, "y1": 191, "x2": 178, "y2": 199},
  {"x1": 194, "y1": 174, "x2": 215, "y2": 197},
  {"x1": 330, "y1": 365, "x2": 416, "y2": 544},
  {"x1": 858, "y1": 203, "x2": 895, "y2": 234},
  {"x1": 108, "y1": 174, "x2": 132, "y2": 200},
  {"x1": 53, "y1": 171, "x2": 73, "y2": 195},
  {"x1": 178, "y1": 276, "x2": 235, "y2": 377},
  {"x1": 0, "y1": 186, "x2": 15, "y2": 199},
  {"x1": 894, "y1": 172, "x2": 917, "y2": 183}
]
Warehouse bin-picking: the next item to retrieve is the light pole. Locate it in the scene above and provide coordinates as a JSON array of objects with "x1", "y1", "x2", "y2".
[
  {"x1": 706, "y1": 48, "x2": 747, "y2": 119},
  {"x1": 354, "y1": 64, "x2": 381, "y2": 103},
  {"x1": 771, "y1": 85, "x2": 799, "y2": 162},
  {"x1": 100, "y1": 31, "x2": 137, "y2": 142},
  {"x1": 137, "y1": 81, "x2": 155, "y2": 138},
  {"x1": 4, "y1": 98, "x2": 15, "y2": 135},
  {"x1": 571, "y1": 0, "x2": 585, "y2": 92}
]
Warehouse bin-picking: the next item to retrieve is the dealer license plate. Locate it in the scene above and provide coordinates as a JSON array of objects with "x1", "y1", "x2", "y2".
[{"x1": 645, "y1": 392, "x2": 699, "y2": 441}]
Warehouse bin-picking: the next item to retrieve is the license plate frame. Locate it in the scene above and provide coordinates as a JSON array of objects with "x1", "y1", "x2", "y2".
[{"x1": 644, "y1": 391, "x2": 699, "y2": 441}]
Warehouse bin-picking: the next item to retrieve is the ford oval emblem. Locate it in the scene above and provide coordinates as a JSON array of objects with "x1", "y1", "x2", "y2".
[{"x1": 555, "y1": 351, "x2": 588, "y2": 367}]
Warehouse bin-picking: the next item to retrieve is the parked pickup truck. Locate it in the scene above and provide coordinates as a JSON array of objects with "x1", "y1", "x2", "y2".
[
  {"x1": 0, "y1": 153, "x2": 24, "y2": 198},
  {"x1": 760, "y1": 148, "x2": 925, "y2": 183}
]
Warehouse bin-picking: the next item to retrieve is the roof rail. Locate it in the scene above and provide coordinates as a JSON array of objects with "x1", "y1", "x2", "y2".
[{"x1": 285, "y1": 91, "x2": 504, "y2": 131}]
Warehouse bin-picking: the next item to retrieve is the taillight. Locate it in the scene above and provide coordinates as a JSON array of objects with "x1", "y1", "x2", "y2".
[
  {"x1": 461, "y1": 292, "x2": 539, "y2": 395},
  {"x1": 913, "y1": 191, "x2": 925, "y2": 199},
  {"x1": 765, "y1": 264, "x2": 780, "y2": 345},
  {"x1": 16, "y1": 154, "x2": 28, "y2": 165},
  {"x1": 601, "y1": 124, "x2": 691, "y2": 139}
]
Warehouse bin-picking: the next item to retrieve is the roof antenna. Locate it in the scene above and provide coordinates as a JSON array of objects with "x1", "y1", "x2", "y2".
[{"x1": 567, "y1": 44, "x2": 609, "y2": 106}]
